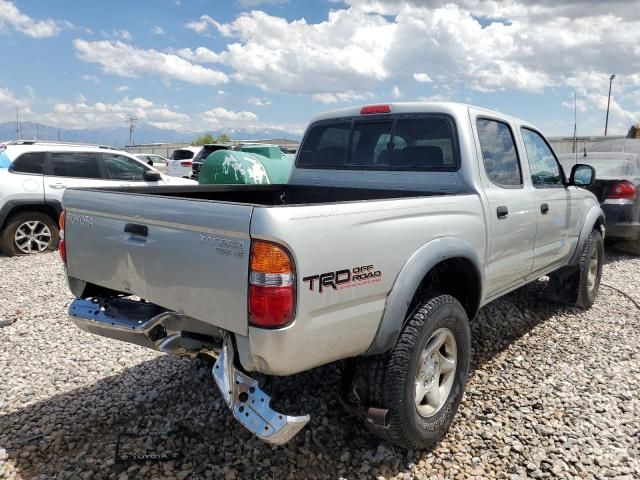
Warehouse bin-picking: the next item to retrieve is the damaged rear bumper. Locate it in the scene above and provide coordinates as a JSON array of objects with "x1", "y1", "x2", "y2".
[{"x1": 68, "y1": 297, "x2": 309, "y2": 444}]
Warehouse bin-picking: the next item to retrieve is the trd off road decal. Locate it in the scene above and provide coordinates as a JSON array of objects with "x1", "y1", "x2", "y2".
[{"x1": 303, "y1": 265, "x2": 382, "y2": 293}]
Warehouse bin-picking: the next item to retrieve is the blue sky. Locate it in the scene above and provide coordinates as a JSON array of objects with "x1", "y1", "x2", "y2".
[{"x1": 0, "y1": 0, "x2": 638, "y2": 137}]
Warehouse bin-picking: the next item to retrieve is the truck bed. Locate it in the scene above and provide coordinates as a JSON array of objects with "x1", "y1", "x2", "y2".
[{"x1": 80, "y1": 184, "x2": 443, "y2": 206}]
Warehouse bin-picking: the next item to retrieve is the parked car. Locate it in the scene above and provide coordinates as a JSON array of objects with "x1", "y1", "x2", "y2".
[
  {"x1": 168, "y1": 146, "x2": 202, "y2": 177},
  {"x1": 559, "y1": 151, "x2": 640, "y2": 254},
  {"x1": 190, "y1": 143, "x2": 233, "y2": 179},
  {"x1": 198, "y1": 145, "x2": 293, "y2": 185},
  {"x1": 134, "y1": 153, "x2": 168, "y2": 173},
  {"x1": 62, "y1": 102, "x2": 603, "y2": 449},
  {"x1": 0, "y1": 140, "x2": 194, "y2": 256}
]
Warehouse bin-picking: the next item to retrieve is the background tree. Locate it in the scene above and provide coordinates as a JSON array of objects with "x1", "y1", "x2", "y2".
[{"x1": 192, "y1": 133, "x2": 233, "y2": 145}]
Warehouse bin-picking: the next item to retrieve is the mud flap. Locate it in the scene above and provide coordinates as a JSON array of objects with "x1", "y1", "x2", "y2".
[{"x1": 212, "y1": 336, "x2": 309, "y2": 445}]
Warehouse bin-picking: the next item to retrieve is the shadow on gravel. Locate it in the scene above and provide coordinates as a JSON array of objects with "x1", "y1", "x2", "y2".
[{"x1": 0, "y1": 279, "x2": 579, "y2": 479}]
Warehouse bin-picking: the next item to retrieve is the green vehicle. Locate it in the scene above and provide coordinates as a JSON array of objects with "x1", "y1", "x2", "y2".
[{"x1": 198, "y1": 144, "x2": 294, "y2": 185}]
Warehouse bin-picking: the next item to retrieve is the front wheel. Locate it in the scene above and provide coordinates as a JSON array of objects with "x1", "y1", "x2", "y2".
[{"x1": 364, "y1": 295, "x2": 471, "y2": 449}]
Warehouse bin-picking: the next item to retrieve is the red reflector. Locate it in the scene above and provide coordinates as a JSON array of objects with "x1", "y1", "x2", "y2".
[
  {"x1": 180, "y1": 161, "x2": 193, "y2": 167},
  {"x1": 360, "y1": 104, "x2": 391, "y2": 115},
  {"x1": 59, "y1": 238, "x2": 67, "y2": 265},
  {"x1": 607, "y1": 181, "x2": 636, "y2": 200},
  {"x1": 249, "y1": 285, "x2": 294, "y2": 328}
]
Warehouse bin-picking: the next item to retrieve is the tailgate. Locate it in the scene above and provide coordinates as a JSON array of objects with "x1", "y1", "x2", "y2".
[{"x1": 63, "y1": 189, "x2": 252, "y2": 335}]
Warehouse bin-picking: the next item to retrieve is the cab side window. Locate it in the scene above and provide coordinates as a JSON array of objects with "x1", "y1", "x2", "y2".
[
  {"x1": 101, "y1": 154, "x2": 148, "y2": 181},
  {"x1": 521, "y1": 128, "x2": 564, "y2": 187},
  {"x1": 476, "y1": 118, "x2": 522, "y2": 187},
  {"x1": 11, "y1": 152, "x2": 45, "y2": 174}
]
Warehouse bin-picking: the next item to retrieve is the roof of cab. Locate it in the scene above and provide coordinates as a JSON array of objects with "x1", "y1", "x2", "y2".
[{"x1": 309, "y1": 101, "x2": 537, "y2": 131}]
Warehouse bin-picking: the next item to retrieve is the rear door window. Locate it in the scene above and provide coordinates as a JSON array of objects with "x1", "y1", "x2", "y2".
[
  {"x1": 296, "y1": 116, "x2": 458, "y2": 171},
  {"x1": 10, "y1": 152, "x2": 46, "y2": 174},
  {"x1": 476, "y1": 118, "x2": 522, "y2": 187},
  {"x1": 48, "y1": 152, "x2": 100, "y2": 178},
  {"x1": 172, "y1": 149, "x2": 194, "y2": 160},
  {"x1": 101, "y1": 153, "x2": 148, "y2": 181}
]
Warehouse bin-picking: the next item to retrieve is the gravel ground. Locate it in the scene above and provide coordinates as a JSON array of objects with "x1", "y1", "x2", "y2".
[{"x1": 0, "y1": 251, "x2": 639, "y2": 480}]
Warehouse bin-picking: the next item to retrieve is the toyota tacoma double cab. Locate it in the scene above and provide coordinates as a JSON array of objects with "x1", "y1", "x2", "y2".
[{"x1": 61, "y1": 102, "x2": 605, "y2": 449}]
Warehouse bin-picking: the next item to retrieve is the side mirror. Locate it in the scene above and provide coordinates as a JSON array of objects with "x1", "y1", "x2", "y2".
[
  {"x1": 144, "y1": 170, "x2": 162, "y2": 181},
  {"x1": 570, "y1": 164, "x2": 595, "y2": 187}
]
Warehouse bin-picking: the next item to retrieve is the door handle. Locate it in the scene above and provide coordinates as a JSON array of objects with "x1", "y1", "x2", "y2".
[
  {"x1": 496, "y1": 206, "x2": 509, "y2": 219},
  {"x1": 49, "y1": 183, "x2": 66, "y2": 189},
  {"x1": 124, "y1": 223, "x2": 148, "y2": 237},
  {"x1": 540, "y1": 203, "x2": 549, "y2": 214}
]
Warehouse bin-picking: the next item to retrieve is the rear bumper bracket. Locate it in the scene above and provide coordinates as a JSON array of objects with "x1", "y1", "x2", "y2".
[{"x1": 212, "y1": 336, "x2": 309, "y2": 445}]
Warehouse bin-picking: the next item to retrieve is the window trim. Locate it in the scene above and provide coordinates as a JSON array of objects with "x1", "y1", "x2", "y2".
[
  {"x1": 8, "y1": 151, "x2": 46, "y2": 176},
  {"x1": 295, "y1": 113, "x2": 461, "y2": 172},
  {"x1": 476, "y1": 116, "x2": 524, "y2": 190},
  {"x1": 520, "y1": 126, "x2": 567, "y2": 189}
]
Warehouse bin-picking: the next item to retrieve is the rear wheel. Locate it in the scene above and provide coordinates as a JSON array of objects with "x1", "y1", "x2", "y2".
[
  {"x1": 0, "y1": 211, "x2": 59, "y2": 257},
  {"x1": 362, "y1": 294, "x2": 471, "y2": 449},
  {"x1": 549, "y1": 229, "x2": 603, "y2": 309}
]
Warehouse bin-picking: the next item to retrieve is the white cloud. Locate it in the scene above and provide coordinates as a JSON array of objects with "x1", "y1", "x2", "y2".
[
  {"x1": 151, "y1": 25, "x2": 165, "y2": 35},
  {"x1": 116, "y1": 85, "x2": 130, "y2": 92},
  {"x1": 0, "y1": 0, "x2": 62, "y2": 38},
  {"x1": 173, "y1": 46, "x2": 221, "y2": 63},
  {"x1": 73, "y1": 39, "x2": 229, "y2": 86},
  {"x1": 0, "y1": 87, "x2": 30, "y2": 115},
  {"x1": 81, "y1": 74, "x2": 101, "y2": 84},
  {"x1": 208, "y1": 9, "x2": 395, "y2": 94},
  {"x1": 391, "y1": 85, "x2": 401, "y2": 98},
  {"x1": 413, "y1": 73, "x2": 432, "y2": 83},
  {"x1": 200, "y1": 106, "x2": 305, "y2": 134},
  {"x1": 101, "y1": 28, "x2": 132, "y2": 41},
  {"x1": 44, "y1": 96, "x2": 191, "y2": 130},
  {"x1": 185, "y1": 14, "x2": 220, "y2": 34},
  {"x1": 311, "y1": 91, "x2": 373, "y2": 104},
  {"x1": 247, "y1": 97, "x2": 271, "y2": 106},
  {"x1": 238, "y1": 0, "x2": 288, "y2": 7}
]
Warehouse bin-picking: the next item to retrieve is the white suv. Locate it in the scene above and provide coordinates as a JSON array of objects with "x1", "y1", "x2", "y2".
[{"x1": 0, "y1": 141, "x2": 195, "y2": 256}]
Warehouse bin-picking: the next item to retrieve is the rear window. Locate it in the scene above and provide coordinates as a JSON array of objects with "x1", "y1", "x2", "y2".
[
  {"x1": 297, "y1": 116, "x2": 458, "y2": 170},
  {"x1": 194, "y1": 145, "x2": 229, "y2": 162},
  {"x1": 172, "y1": 149, "x2": 195, "y2": 160},
  {"x1": 10, "y1": 152, "x2": 45, "y2": 174},
  {"x1": 49, "y1": 152, "x2": 100, "y2": 178}
]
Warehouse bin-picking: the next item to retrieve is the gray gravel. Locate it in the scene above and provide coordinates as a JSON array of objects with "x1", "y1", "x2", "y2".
[{"x1": 0, "y1": 251, "x2": 639, "y2": 479}]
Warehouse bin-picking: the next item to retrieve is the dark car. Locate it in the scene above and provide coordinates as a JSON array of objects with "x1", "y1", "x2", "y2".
[
  {"x1": 559, "y1": 151, "x2": 640, "y2": 254},
  {"x1": 191, "y1": 143, "x2": 232, "y2": 179}
]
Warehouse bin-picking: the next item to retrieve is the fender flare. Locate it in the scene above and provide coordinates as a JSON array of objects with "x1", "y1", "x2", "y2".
[
  {"x1": 567, "y1": 206, "x2": 605, "y2": 266},
  {"x1": 0, "y1": 199, "x2": 62, "y2": 229},
  {"x1": 365, "y1": 236, "x2": 484, "y2": 355}
]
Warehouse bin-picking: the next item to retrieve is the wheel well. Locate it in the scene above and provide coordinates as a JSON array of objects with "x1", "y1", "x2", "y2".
[
  {"x1": 1, "y1": 204, "x2": 61, "y2": 230},
  {"x1": 409, "y1": 257, "x2": 481, "y2": 321}
]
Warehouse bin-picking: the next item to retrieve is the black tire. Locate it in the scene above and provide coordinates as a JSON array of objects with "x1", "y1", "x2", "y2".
[
  {"x1": 549, "y1": 229, "x2": 603, "y2": 309},
  {"x1": 0, "y1": 211, "x2": 59, "y2": 257},
  {"x1": 363, "y1": 295, "x2": 471, "y2": 449}
]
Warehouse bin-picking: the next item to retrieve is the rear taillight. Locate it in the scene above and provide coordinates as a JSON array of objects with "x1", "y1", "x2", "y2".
[
  {"x1": 249, "y1": 240, "x2": 295, "y2": 328},
  {"x1": 607, "y1": 181, "x2": 636, "y2": 200},
  {"x1": 59, "y1": 210, "x2": 66, "y2": 265},
  {"x1": 180, "y1": 161, "x2": 193, "y2": 167}
]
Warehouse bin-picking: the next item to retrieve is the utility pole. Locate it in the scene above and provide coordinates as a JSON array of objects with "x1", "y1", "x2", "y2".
[
  {"x1": 35, "y1": 124, "x2": 39, "y2": 140},
  {"x1": 15, "y1": 108, "x2": 19, "y2": 140},
  {"x1": 126, "y1": 116, "x2": 138, "y2": 147},
  {"x1": 604, "y1": 74, "x2": 615, "y2": 136},
  {"x1": 57, "y1": 129, "x2": 61, "y2": 141}
]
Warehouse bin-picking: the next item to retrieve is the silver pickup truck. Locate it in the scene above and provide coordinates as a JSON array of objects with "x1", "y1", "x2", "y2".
[{"x1": 61, "y1": 102, "x2": 605, "y2": 449}]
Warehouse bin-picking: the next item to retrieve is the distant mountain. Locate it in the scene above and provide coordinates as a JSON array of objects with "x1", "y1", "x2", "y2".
[{"x1": 0, "y1": 122, "x2": 301, "y2": 147}]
